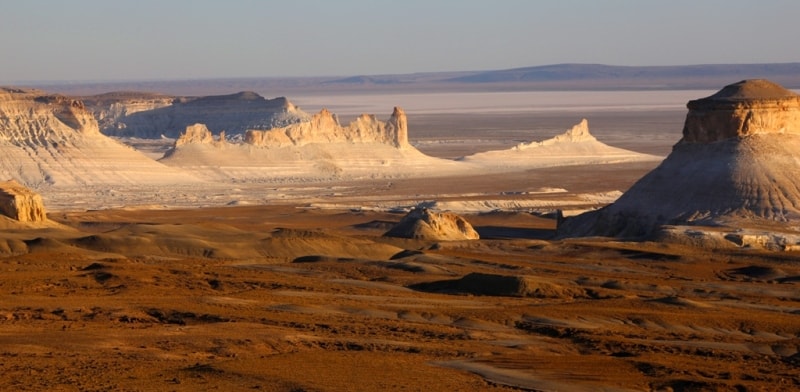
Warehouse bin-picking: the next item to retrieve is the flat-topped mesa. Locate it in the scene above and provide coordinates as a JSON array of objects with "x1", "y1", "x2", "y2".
[
  {"x1": 682, "y1": 79, "x2": 800, "y2": 143},
  {"x1": 0, "y1": 180, "x2": 46, "y2": 223},
  {"x1": 244, "y1": 107, "x2": 410, "y2": 148},
  {"x1": 84, "y1": 91, "x2": 309, "y2": 138}
]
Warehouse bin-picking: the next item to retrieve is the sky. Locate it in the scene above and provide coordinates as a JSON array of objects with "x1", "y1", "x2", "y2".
[{"x1": 1, "y1": 0, "x2": 798, "y2": 83}]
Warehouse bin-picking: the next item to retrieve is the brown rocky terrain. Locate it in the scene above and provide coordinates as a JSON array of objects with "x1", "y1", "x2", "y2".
[
  {"x1": 0, "y1": 205, "x2": 798, "y2": 391},
  {"x1": 0, "y1": 81, "x2": 797, "y2": 391}
]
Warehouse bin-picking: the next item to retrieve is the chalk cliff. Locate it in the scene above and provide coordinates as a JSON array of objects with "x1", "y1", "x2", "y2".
[
  {"x1": 0, "y1": 87, "x2": 199, "y2": 188},
  {"x1": 84, "y1": 91, "x2": 310, "y2": 138},
  {"x1": 159, "y1": 107, "x2": 455, "y2": 182},
  {"x1": 244, "y1": 107, "x2": 409, "y2": 148},
  {"x1": 559, "y1": 80, "x2": 800, "y2": 238}
]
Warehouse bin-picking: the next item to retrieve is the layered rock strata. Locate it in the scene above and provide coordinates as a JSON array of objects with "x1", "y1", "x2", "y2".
[
  {"x1": 84, "y1": 91, "x2": 310, "y2": 138},
  {"x1": 0, "y1": 87, "x2": 199, "y2": 187},
  {"x1": 559, "y1": 80, "x2": 800, "y2": 238},
  {"x1": 0, "y1": 180, "x2": 46, "y2": 222},
  {"x1": 244, "y1": 107, "x2": 408, "y2": 148}
]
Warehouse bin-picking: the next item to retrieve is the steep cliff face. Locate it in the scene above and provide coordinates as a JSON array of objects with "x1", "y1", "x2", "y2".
[
  {"x1": 0, "y1": 180, "x2": 46, "y2": 222},
  {"x1": 559, "y1": 80, "x2": 800, "y2": 238},
  {"x1": 244, "y1": 107, "x2": 409, "y2": 148},
  {"x1": 0, "y1": 87, "x2": 199, "y2": 187},
  {"x1": 84, "y1": 91, "x2": 310, "y2": 138},
  {"x1": 159, "y1": 107, "x2": 467, "y2": 182}
]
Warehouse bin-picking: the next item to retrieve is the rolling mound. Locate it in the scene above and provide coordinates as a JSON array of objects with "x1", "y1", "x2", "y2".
[
  {"x1": 384, "y1": 208, "x2": 480, "y2": 241},
  {"x1": 458, "y1": 119, "x2": 661, "y2": 169},
  {"x1": 559, "y1": 80, "x2": 800, "y2": 237},
  {"x1": 0, "y1": 88, "x2": 199, "y2": 188}
]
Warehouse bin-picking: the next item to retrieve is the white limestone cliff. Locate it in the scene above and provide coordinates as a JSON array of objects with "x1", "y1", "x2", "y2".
[
  {"x1": 0, "y1": 87, "x2": 200, "y2": 188},
  {"x1": 244, "y1": 107, "x2": 409, "y2": 148},
  {"x1": 84, "y1": 91, "x2": 310, "y2": 138}
]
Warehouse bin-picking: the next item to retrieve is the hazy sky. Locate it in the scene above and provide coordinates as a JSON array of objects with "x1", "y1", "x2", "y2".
[{"x1": 2, "y1": 0, "x2": 798, "y2": 82}]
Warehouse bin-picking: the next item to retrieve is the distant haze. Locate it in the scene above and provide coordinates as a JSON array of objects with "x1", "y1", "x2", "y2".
[{"x1": 1, "y1": 0, "x2": 798, "y2": 83}]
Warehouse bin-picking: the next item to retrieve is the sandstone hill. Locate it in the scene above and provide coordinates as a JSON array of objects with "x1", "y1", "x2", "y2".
[
  {"x1": 83, "y1": 91, "x2": 310, "y2": 138},
  {"x1": 160, "y1": 107, "x2": 469, "y2": 181},
  {"x1": 0, "y1": 87, "x2": 199, "y2": 188},
  {"x1": 559, "y1": 80, "x2": 800, "y2": 237},
  {"x1": 384, "y1": 208, "x2": 479, "y2": 241},
  {"x1": 458, "y1": 119, "x2": 661, "y2": 168}
]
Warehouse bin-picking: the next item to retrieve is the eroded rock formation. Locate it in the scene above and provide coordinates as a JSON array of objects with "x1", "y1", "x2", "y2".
[
  {"x1": 0, "y1": 87, "x2": 199, "y2": 187},
  {"x1": 244, "y1": 107, "x2": 409, "y2": 148},
  {"x1": 459, "y1": 119, "x2": 660, "y2": 168},
  {"x1": 559, "y1": 79, "x2": 800, "y2": 238},
  {"x1": 0, "y1": 180, "x2": 46, "y2": 222},
  {"x1": 84, "y1": 91, "x2": 310, "y2": 138},
  {"x1": 174, "y1": 124, "x2": 227, "y2": 148},
  {"x1": 384, "y1": 208, "x2": 479, "y2": 241}
]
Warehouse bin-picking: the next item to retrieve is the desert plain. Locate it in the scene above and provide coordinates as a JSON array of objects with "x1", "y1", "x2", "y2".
[{"x1": 1, "y1": 84, "x2": 799, "y2": 392}]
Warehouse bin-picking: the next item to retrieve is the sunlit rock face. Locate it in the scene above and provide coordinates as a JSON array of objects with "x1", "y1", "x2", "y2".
[
  {"x1": 384, "y1": 208, "x2": 480, "y2": 241},
  {"x1": 682, "y1": 79, "x2": 800, "y2": 143},
  {"x1": 0, "y1": 180, "x2": 46, "y2": 223},
  {"x1": 244, "y1": 106, "x2": 409, "y2": 148},
  {"x1": 559, "y1": 80, "x2": 800, "y2": 238},
  {"x1": 0, "y1": 88, "x2": 199, "y2": 188}
]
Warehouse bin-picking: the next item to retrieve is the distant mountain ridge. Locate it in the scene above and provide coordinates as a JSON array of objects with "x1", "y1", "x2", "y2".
[
  {"x1": 23, "y1": 62, "x2": 800, "y2": 96},
  {"x1": 448, "y1": 63, "x2": 800, "y2": 83}
]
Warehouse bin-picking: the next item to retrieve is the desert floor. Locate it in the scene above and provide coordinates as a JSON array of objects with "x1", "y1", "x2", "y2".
[{"x1": 2, "y1": 92, "x2": 799, "y2": 391}]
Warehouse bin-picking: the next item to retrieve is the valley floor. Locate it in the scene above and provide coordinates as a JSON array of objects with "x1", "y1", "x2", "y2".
[{"x1": 0, "y1": 204, "x2": 798, "y2": 391}]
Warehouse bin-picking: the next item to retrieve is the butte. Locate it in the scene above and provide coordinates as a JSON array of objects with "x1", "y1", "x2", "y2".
[{"x1": 559, "y1": 79, "x2": 800, "y2": 238}]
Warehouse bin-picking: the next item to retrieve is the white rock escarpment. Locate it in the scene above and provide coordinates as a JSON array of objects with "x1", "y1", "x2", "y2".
[
  {"x1": 458, "y1": 119, "x2": 661, "y2": 168},
  {"x1": 244, "y1": 107, "x2": 409, "y2": 148},
  {"x1": 160, "y1": 107, "x2": 464, "y2": 181},
  {"x1": 558, "y1": 80, "x2": 800, "y2": 238},
  {"x1": 0, "y1": 180, "x2": 46, "y2": 223},
  {"x1": 84, "y1": 91, "x2": 310, "y2": 138},
  {"x1": 384, "y1": 208, "x2": 480, "y2": 240},
  {"x1": 0, "y1": 87, "x2": 200, "y2": 188}
]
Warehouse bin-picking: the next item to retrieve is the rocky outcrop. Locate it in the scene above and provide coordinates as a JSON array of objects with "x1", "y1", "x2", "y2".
[
  {"x1": 173, "y1": 124, "x2": 227, "y2": 148},
  {"x1": 83, "y1": 91, "x2": 310, "y2": 138},
  {"x1": 244, "y1": 107, "x2": 409, "y2": 148},
  {"x1": 682, "y1": 79, "x2": 800, "y2": 143},
  {"x1": 459, "y1": 119, "x2": 661, "y2": 168},
  {"x1": 0, "y1": 87, "x2": 199, "y2": 188},
  {"x1": 384, "y1": 208, "x2": 479, "y2": 240},
  {"x1": 159, "y1": 106, "x2": 470, "y2": 182},
  {"x1": 0, "y1": 180, "x2": 46, "y2": 222},
  {"x1": 558, "y1": 80, "x2": 800, "y2": 238}
]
